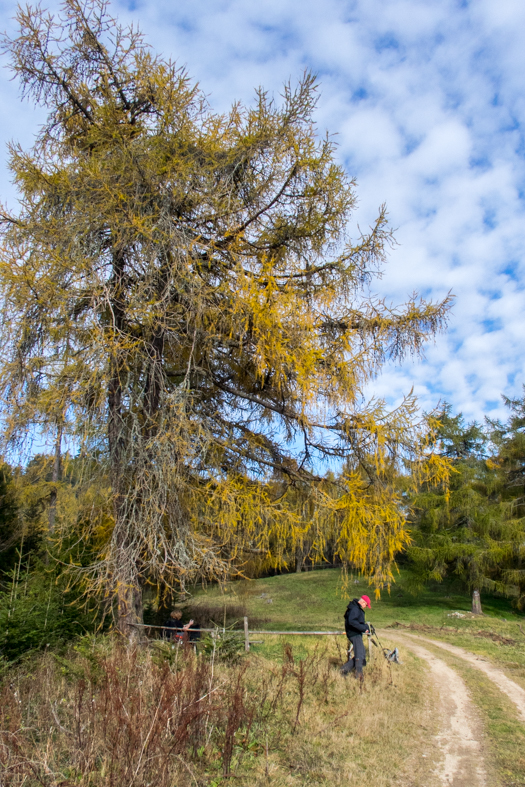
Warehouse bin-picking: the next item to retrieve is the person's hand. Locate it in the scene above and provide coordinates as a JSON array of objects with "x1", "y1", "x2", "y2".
[{"x1": 183, "y1": 619, "x2": 195, "y2": 630}]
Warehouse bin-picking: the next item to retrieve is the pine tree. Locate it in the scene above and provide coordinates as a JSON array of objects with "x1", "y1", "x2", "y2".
[
  {"x1": 408, "y1": 405, "x2": 517, "y2": 613},
  {"x1": 488, "y1": 391, "x2": 525, "y2": 608}
]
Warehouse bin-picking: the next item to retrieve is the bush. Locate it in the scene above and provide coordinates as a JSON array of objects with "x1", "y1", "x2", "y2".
[
  {"x1": 0, "y1": 644, "x2": 261, "y2": 784},
  {"x1": 0, "y1": 563, "x2": 96, "y2": 661},
  {"x1": 199, "y1": 626, "x2": 246, "y2": 662}
]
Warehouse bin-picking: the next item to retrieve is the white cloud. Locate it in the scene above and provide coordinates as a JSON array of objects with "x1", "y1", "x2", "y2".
[{"x1": 1, "y1": 0, "x2": 525, "y2": 423}]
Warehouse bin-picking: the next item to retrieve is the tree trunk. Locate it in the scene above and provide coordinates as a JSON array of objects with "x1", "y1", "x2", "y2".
[
  {"x1": 471, "y1": 588, "x2": 482, "y2": 615},
  {"x1": 48, "y1": 424, "x2": 63, "y2": 535},
  {"x1": 117, "y1": 581, "x2": 144, "y2": 642},
  {"x1": 296, "y1": 541, "x2": 310, "y2": 573},
  {"x1": 109, "y1": 249, "x2": 139, "y2": 640}
]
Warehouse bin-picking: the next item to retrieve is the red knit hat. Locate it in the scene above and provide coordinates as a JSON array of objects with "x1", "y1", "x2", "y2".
[{"x1": 360, "y1": 594, "x2": 371, "y2": 608}]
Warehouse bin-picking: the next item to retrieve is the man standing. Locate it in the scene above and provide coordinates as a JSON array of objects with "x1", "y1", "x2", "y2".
[{"x1": 341, "y1": 595, "x2": 372, "y2": 680}]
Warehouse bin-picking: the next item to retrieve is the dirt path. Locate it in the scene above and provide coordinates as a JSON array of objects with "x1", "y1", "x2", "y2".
[
  {"x1": 398, "y1": 633, "x2": 525, "y2": 725},
  {"x1": 393, "y1": 636, "x2": 487, "y2": 787}
]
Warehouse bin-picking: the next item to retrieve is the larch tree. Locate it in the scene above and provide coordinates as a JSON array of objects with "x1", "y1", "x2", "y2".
[{"x1": 0, "y1": 0, "x2": 451, "y2": 637}]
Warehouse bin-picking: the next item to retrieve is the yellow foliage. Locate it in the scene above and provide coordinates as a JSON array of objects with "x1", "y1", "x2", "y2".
[{"x1": 0, "y1": 0, "x2": 452, "y2": 622}]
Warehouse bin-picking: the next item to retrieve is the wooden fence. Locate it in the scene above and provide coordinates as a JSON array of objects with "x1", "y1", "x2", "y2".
[{"x1": 132, "y1": 619, "x2": 374, "y2": 657}]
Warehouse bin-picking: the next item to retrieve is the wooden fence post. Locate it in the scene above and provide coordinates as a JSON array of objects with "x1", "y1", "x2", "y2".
[{"x1": 244, "y1": 616, "x2": 250, "y2": 652}]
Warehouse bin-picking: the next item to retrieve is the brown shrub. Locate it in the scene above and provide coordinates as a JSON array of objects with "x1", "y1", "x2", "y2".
[
  {"x1": 0, "y1": 638, "x2": 347, "y2": 786},
  {"x1": 0, "y1": 644, "x2": 258, "y2": 786}
]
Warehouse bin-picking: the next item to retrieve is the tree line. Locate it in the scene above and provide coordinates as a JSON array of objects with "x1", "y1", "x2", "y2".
[{"x1": 1, "y1": 387, "x2": 524, "y2": 660}]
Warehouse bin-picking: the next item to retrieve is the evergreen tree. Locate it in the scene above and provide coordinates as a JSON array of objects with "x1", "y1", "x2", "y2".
[
  {"x1": 408, "y1": 406, "x2": 501, "y2": 613},
  {"x1": 488, "y1": 391, "x2": 525, "y2": 608},
  {"x1": 0, "y1": 463, "x2": 20, "y2": 576}
]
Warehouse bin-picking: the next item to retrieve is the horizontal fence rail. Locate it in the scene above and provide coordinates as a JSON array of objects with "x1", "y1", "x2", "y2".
[
  {"x1": 133, "y1": 624, "x2": 227, "y2": 633},
  {"x1": 132, "y1": 620, "x2": 346, "y2": 653},
  {"x1": 132, "y1": 624, "x2": 344, "y2": 635},
  {"x1": 129, "y1": 623, "x2": 345, "y2": 637}
]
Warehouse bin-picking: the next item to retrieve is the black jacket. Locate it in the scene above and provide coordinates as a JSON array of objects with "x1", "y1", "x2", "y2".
[
  {"x1": 344, "y1": 599, "x2": 369, "y2": 637},
  {"x1": 163, "y1": 618, "x2": 185, "y2": 639},
  {"x1": 163, "y1": 618, "x2": 201, "y2": 642}
]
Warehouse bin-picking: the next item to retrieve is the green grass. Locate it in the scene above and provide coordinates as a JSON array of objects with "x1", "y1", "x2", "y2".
[
  {"x1": 189, "y1": 567, "x2": 525, "y2": 680},
  {"x1": 190, "y1": 566, "x2": 523, "y2": 629}
]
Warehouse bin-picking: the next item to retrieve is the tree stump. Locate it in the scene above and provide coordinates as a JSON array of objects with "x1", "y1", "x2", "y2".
[{"x1": 472, "y1": 589, "x2": 482, "y2": 615}]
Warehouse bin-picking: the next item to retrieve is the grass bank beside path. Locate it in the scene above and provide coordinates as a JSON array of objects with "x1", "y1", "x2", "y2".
[{"x1": 249, "y1": 643, "x2": 440, "y2": 787}]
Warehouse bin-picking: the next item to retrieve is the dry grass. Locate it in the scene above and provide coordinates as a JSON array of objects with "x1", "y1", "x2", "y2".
[
  {"x1": 0, "y1": 639, "x2": 259, "y2": 786},
  {"x1": 0, "y1": 633, "x2": 438, "y2": 787},
  {"x1": 238, "y1": 635, "x2": 440, "y2": 787},
  {"x1": 225, "y1": 634, "x2": 439, "y2": 786}
]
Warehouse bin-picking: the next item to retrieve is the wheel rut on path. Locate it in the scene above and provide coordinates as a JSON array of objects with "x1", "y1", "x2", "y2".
[
  {"x1": 393, "y1": 636, "x2": 487, "y2": 787},
  {"x1": 398, "y1": 632, "x2": 525, "y2": 725}
]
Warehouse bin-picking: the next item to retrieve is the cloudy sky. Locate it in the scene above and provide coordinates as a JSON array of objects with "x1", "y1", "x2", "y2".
[{"x1": 1, "y1": 0, "x2": 524, "y2": 423}]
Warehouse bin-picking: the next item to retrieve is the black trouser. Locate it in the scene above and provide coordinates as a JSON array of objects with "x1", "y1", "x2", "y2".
[{"x1": 341, "y1": 634, "x2": 366, "y2": 676}]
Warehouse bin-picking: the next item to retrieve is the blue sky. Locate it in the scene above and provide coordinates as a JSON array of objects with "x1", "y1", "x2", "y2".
[{"x1": 1, "y1": 0, "x2": 525, "y2": 424}]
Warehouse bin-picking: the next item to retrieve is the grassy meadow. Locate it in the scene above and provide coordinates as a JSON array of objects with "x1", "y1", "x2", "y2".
[
  {"x1": 181, "y1": 566, "x2": 525, "y2": 787},
  {"x1": 186, "y1": 567, "x2": 525, "y2": 666},
  {"x1": 0, "y1": 622, "x2": 437, "y2": 787}
]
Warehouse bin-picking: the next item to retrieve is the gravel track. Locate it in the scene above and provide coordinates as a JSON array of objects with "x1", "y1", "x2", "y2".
[
  {"x1": 399, "y1": 632, "x2": 525, "y2": 725},
  {"x1": 392, "y1": 635, "x2": 488, "y2": 787}
]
